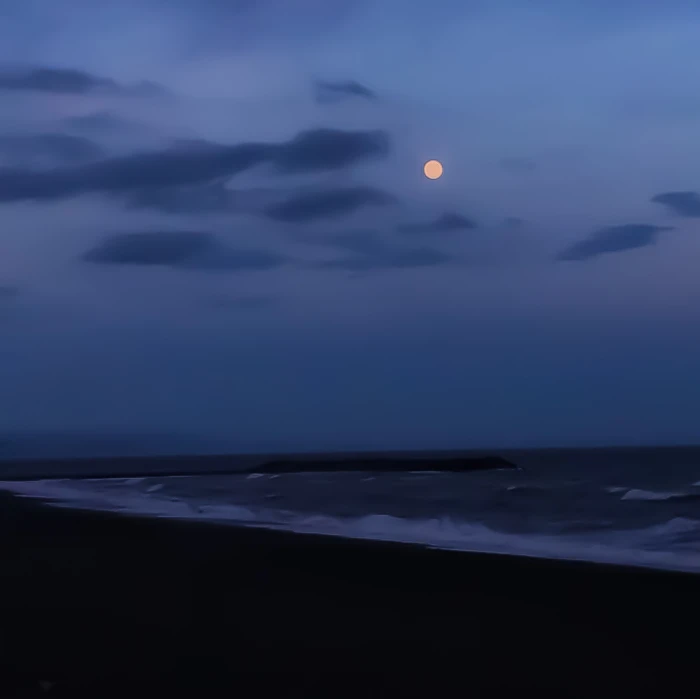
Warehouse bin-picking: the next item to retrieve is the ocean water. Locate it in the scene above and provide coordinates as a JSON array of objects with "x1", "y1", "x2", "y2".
[{"x1": 1, "y1": 441, "x2": 699, "y2": 573}]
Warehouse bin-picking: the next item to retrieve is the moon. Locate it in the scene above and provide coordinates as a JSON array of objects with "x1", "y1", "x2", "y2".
[{"x1": 423, "y1": 159, "x2": 443, "y2": 180}]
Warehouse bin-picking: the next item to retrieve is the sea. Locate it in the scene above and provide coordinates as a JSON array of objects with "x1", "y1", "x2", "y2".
[{"x1": 1, "y1": 437, "x2": 699, "y2": 574}]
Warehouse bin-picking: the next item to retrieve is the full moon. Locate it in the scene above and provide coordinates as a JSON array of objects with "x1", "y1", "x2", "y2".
[{"x1": 423, "y1": 159, "x2": 443, "y2": 179}]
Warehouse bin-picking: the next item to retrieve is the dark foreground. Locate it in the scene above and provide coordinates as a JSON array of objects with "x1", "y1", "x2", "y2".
[{"x1": 0, "y1": 492, "x2": 697, "y2": 698}]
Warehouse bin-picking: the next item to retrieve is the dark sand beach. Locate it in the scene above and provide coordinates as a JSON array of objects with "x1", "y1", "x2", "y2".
[{"x1": 0, "y1": 489, "x2": 697, "y2": 697}]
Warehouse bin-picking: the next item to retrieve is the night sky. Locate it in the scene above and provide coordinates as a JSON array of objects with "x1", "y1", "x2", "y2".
[{"x1": 1, "y1": 1, "x2": 699, "y2": 451}]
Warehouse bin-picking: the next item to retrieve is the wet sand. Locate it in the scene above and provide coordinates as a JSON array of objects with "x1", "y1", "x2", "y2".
[{"x1": 0, "y1": 490, "x2": 697, "y2": 697}]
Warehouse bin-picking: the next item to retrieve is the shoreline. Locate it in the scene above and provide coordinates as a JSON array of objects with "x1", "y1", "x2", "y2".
[
  {"x1": 7, "y1": 487, "x2": 700, "y2": 577},
  {"x1": 1, "y1": 490, "x2": 698, "y2": 695}
]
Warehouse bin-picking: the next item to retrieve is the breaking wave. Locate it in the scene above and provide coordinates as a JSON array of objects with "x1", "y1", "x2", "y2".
[{"x1": 620, "y1": 489, "x2": 700, "y2": 503}]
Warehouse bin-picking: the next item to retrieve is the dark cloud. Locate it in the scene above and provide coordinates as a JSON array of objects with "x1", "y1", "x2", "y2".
[
  {"x1": 79, "y1": 143, "x2": 271, "y2": 192},
  {"x1": 0, "y1": 66, "x2": 168, "y2": 97},
  {"x1": 651, "y1": 191, "x2": 700, "y2": 218},
  {"x1": 557, "y1": 224, "x2": 673, "y2": 261},
  {"x1": 83, "y1": 231, "x2": 214, "y2": 266},
  {"x1": 314, "y1": 80, "x2": 377, "y2": 104},
  {"x1": 0, "y1": 129, "x2": 390, "y2": 204},
  {"x1": 83, "y1": 232, "x2": 289, "y2": 271},
  {"x1": 504, "y1": 217, "x2": 526, "y2": 228},
  {"x1": 0, "y1": 66, "x2": 115, "y2": 94},
  {"x1": 266, "y1": 186, "x2": 396, "y2": 222},
  {"x1": 274, "y1": 128, "x2": 390, "y2": 173},
  {"x1": 0, "y1": 143, "x2": 271, "y2": 203},
  {"x1": 397, "y1": 212, "x2": 476, "y2": 234},
  {"x1": 500, "y1": 157, "x2": 537, "y2": 174},
  {"x1": 126, "y1": 182, "x2": 237, "y2": 215},
  {"x1": 0, "y1": 133, "x2": 105, "y2": 166}
]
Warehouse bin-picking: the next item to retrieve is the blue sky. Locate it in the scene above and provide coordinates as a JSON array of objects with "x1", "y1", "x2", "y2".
[{"x1": 1, "y1": 0, "x2": 699, "y2": 450}]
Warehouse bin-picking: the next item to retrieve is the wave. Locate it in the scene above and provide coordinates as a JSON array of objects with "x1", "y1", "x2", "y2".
[
  {"x1": 621, "y1": 489, "x2": 700, "y2": 503},
  {"x1": 506, "y1": 484, "x2": 554, "y2": 494},
  {"x1": 1, "y1": 478, "x2": 699, "y2": 574},
  {"x1": 639, "y1": 517, "x2": 700, "y2": 540}
]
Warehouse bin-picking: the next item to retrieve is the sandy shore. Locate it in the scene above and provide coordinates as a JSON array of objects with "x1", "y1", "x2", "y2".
[{"x1": 0, "y1": 490, "x2": 697, "y2": 697}]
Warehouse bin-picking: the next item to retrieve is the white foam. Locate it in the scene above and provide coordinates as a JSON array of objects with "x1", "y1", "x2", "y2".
[
  {"x1": 621, "y1": 489, "x2": 685, "y2": 501},
  {"x1": 2, "y1": 479, "x2": 699, "y2": 574},
  {"x1": 507, "y1": 484, "x2": 551, "y2": 493},
  {"x1": 272, "y1": 513, "x2": 700, "y2": 573},
  {"x1": 0, "y1": 479, "x2": 260, "y2": 523}
]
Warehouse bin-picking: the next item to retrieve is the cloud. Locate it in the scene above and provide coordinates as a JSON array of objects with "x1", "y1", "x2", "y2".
[
  {"x1": 0, "y1": 66, "x2": 168, "y2": 97},
  {"x1": 273, "y1": 128, "x2": 389, "y2": 173},
  {"x1": 0, "y1": 66, "x2": 114, "y2": 94},
  {"x1": 651, "y1": 191, "x2": 700, "y2": 218},
  {"x1": 500, "y1": 157, "x2": 536, "y2": 174},
  {"x1": 557, "y1": 224, "x2": 673, "y2": 261},
  {"x1": 0, "y1": 128, "x2": 390, "y2": 204},
  {"x1": 265, "y1": 186, "x2": 396, "y2": 222},
  {"x1": 0, "y1": 133, "x2": 105, "y2": 166},
  {"x1": 397, "y1": 212, "x2": 477, "y2": 234},
  {"x1": 83, "y1": 231, "x2": 213, "y2": 266},
  {"x1": 0, "y1": 143, "x2": 270, "y2": 203},
  {"x1": 314, "y1": 80, "x2": 377, "y2": 104},
  {"x1": 503, "y1": 217, "x2": 526, "y2": 228},
  {"x1": 83, "y1": 231, "x2": 289, "y2": 271}
]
